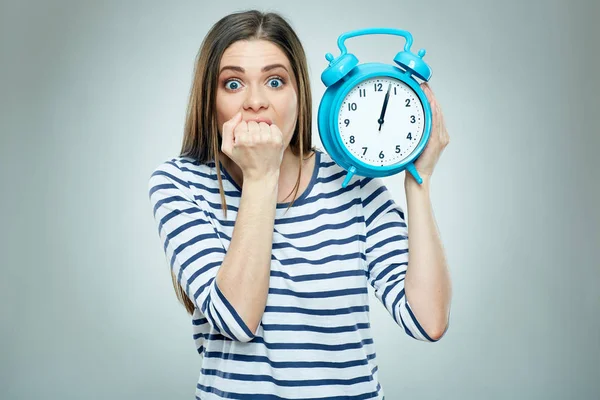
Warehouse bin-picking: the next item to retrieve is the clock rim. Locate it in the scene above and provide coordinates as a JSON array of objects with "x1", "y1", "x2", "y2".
[{"x1": 327, "y1": 63, "x2": 432, "y2": 174}]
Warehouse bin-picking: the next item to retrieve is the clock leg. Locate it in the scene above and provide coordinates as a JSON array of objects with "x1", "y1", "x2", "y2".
[
  {"x1": 342, "y1": 166, "x2": 357, "y2": 188},
  {"x1": 406, "y1": 162, "x2": 423, "y2": 184}
]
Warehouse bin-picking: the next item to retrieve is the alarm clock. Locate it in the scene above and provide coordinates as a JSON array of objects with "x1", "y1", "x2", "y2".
[{"x1": 317, "y1": 27, "x2": 433, "y2": 187}]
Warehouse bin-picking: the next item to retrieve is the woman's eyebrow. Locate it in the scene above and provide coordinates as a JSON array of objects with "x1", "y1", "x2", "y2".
[{"x1": 219, "y1": 63, "x2": 289, "y2": 74}]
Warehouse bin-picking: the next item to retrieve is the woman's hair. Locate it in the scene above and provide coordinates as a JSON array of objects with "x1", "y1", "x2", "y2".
[{"x1": 175, "y1": 10, "x2": 315, "y2": 315}]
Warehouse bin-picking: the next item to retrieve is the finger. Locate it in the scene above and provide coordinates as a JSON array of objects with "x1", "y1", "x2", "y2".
[
  {"x1": 269, "y1": 124, "x2": 284, "y2": 145},
  {"x1": 222, "y1": 111, "x2": 242, "y2": 150},
  {"x1": 223, "y1": 111, "x2": 242, "y2": 133},
  {"x1": 421, "y1": 81, "x2": 434, "y2": 94},
  {"x1": 421, "y1": 82, "x2": 435, "y2": 105},
  {"x1": 233, "y1": 120, "x2": 248, "y2": 146},
  {"x1": 246, "y1": 121, "x2": 260, "y2": 138},
  {"x1": 258, "y1": 122, "x2": 271, "y2": 141}
]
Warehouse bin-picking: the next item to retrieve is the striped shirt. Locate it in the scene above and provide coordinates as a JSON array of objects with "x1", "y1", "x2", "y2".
[{"x1": 148, "y1": 148, "x2": 442, "y2": 399}]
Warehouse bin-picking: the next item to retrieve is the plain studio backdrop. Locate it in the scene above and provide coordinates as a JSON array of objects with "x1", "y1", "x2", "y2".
[{"x1": 1, "y1": 0, "x2": 598, "y2": 399}]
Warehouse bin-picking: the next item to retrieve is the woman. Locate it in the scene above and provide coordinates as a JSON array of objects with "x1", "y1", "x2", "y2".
[{"x1": 148, "y1": 9, "x2": 452, "y2": 399}]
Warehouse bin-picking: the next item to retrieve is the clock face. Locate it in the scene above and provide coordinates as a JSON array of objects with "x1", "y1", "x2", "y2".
[{"x1": 337, "y1": 77, "x2": 425, "y2": 167}]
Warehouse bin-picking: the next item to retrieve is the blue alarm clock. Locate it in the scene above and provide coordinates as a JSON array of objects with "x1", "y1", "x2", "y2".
[{"x1": 317, "y1": 28, "x2": 433, "y2": 187}]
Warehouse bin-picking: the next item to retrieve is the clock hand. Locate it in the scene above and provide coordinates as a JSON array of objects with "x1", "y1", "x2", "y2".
[{"x1": 377, "y1": 83, "x2": 392, "y2": 131}]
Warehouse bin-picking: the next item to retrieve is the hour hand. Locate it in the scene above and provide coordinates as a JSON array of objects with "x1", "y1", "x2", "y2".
[{"x1": 378, "y1": 83, "x2": 392, "y2": 131}]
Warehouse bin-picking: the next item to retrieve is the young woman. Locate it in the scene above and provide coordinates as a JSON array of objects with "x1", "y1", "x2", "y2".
[{"x1": 148, "y1": 9, "x2": 452, "y2": 399}]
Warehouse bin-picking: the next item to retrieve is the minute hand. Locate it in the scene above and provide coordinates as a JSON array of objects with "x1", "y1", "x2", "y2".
[{"x1": 377, "y1": 83, "x2": 392, "y2": 131}]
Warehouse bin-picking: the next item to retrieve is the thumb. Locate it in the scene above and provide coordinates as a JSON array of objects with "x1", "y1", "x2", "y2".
[
  {"x1": 222, "y1": 111, "x2": 242, "y2": 151},
  {"x1": 230, "y1": 111, "x2": 243, "y2": 145},
  {"x1": 231, "y1": 110, "x2": 242, "y2": 123}
]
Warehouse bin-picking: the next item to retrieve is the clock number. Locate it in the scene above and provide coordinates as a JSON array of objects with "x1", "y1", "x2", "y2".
[
  {"x1": 407, "y1": 132, "x2": 412, "y2": 140},
  {"x1": 410, "y1": 115, "x2": 416, "y2": 123},
  {"x1": 344, "y1": 119, "x2": 350, "y2": 127},
  {"x1": 395, "y1": 145, "x2": 401, "y2": 153},
  {"x1": 348, "y1": 103, "x2": 357, "y2": 111},
  {"x1": 405, "y1": 99, "x2": 411, "y2": 107},
  {"x1": 394, "y1": 87, "x2": 397, "y2": 95},
  {"x1": 379, "y1": 151, "x2": 385, "y2": 159},
  {"x1": 362, "y1": 147, "x2": 368, "y2": 155},
  {"x1": 374, "y1": 83, "x2": 383, "y2": 92},
  {"x1": 350, "y1": 135, "x2": 355, "y2": 144},
  {"x1": 359, "y1": 89, "x2": 366, "y2": 97}
]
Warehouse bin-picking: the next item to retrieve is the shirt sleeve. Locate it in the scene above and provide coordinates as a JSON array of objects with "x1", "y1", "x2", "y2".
[
  {"x1": 361, "y1": 176, "x2": 447, "y2": 342},
  {"x1": 148, "y1": 161, "x2": 256, "y2": 342}
]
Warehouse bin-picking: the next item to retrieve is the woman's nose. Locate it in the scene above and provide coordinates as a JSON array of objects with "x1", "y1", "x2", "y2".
[{"x1": 243, "y1": 85, "x2": 269, "y2": 111}]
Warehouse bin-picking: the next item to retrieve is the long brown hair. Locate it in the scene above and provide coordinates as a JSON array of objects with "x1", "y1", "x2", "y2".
[{"x1": 174, "y1": 10, "x2": 315, "y2": 315}]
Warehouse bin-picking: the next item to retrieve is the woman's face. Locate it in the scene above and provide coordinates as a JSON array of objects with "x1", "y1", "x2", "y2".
[{"x1": 215, "y1": 39, "x2": 298, "y2": 146}]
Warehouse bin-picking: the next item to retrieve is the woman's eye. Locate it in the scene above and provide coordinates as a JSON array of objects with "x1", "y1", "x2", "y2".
[
  {"x1": 225, "y1": 80, "x2": 242, "y2": 90},
  {"x1": 267, "y1": 78, "x2": 284, "y2": 88},
  {"x1": 224, "y1": 77, "x2": 284, "y2": 91}
]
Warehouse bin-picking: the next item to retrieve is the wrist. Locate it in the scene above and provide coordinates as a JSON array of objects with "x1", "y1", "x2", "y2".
[
  {"x1": 404, "y1": 173, "x2": 431, "y2": 191},
  {"x1": 243, "y1": 172, "x2": 279, "y2": 189}
]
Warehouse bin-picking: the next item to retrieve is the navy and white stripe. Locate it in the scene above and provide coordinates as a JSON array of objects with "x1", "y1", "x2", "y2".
[{"x1": 148, "y1": 149, "x2": 439, "y2": 399}]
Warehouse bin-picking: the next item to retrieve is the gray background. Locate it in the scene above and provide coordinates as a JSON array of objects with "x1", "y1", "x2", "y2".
[{"x1": 1, "y1": 0, "x2": 598, "y2": 399}]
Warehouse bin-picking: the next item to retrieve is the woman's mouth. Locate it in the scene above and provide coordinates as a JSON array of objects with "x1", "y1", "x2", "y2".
[{"x1": 244, "y1": 116, "x2": 273, "y2": 125}]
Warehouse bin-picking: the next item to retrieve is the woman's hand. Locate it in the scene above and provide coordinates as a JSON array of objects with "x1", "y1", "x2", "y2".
[
  {"x1": 221, "y1": 112, "x2": 285, "y2": 182},
  {"x1": 407, "y1": 82, "x2": 450, "y2": 184}
]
